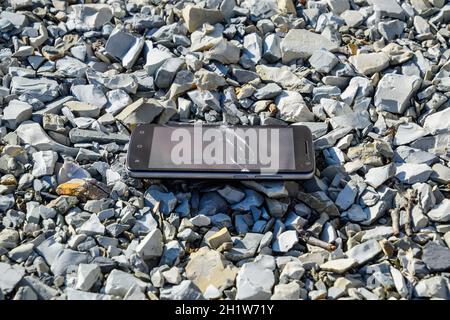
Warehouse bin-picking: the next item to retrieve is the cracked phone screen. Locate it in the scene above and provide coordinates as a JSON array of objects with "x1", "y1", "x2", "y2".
[{"x1": 147, "y1": 124, "x2": 296, "y2": 173}]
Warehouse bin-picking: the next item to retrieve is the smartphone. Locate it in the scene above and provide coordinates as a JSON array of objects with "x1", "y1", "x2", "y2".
[{"x1": 126, "y1": 123, "x2": 315, "y2": 180}]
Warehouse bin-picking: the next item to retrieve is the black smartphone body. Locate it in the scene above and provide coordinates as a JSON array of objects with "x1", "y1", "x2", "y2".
[{"x1": 126, "y1": 123, "x2": 315, "y2": 180}]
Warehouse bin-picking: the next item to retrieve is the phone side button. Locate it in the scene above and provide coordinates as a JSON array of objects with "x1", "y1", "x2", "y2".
[{"x1": 234, "y1": 175, "x2": 248, "y2": 179}]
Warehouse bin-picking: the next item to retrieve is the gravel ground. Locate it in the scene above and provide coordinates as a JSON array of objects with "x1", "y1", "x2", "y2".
[{"x1": 0, "y1": 0, "x2": 450, "y2": 300}]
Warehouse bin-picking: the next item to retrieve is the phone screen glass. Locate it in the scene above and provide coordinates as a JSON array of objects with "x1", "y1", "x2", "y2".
[{"x1": 147, "y1": 125, "x2": 296, "y2": 173}]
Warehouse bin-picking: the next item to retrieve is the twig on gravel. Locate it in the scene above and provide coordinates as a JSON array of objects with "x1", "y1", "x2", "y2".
[
  {"x1": 404, "y1": 189, "x2": 417, "y2": 236},
  {"x1": 299, "y1": 230, "x2": 336, "y2": 251},
  {"x1": 390, "y1": 208, "x2": 400, "y2": 236}
]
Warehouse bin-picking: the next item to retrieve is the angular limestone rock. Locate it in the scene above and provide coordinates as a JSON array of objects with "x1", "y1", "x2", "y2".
[
  {"x1": 136, "y1": 229, "x2": 163, "y2": 259},
  {"x1": 68, "y1": 4, "x2": 113, "y2": 30},
  {"x1": 236, "y1": 260, "x2": 275, "y2": 300},
  {"x1": 374, "y1": 74, "x2": 421, "y2": 114},
  {"x1": 115, "y1": 98, "x2": 164, "y2": 131},
  {"x1": 320, "y1": 258, "x2": 358, "y2": 274},
  {"x1": 281, "y1": 29, "x2": 339, "y2": 63},
  {"x1": 349, "y1": 52, "x2": 389, "y2": 75},
  {"x1": 182, "y1": 6, "x2": 224, "y2": 32},
  {"x1": 207, "y1": 228, "x2": 232, "y2": 250},
  {"x1": 186, "y1": 247, "x2": 237, "y2": 293},
  {"x1": 275, "y1": 91, "x2": 315, "y2": 123},
  {"x1": 2, "y1": 100, "x2": 33, "y2": 129},
  {"x1": 105, "y1": 28, "x2": 144, "y2": 69},
  {"x1": 11, "y1": 77, "x2": 59, "y2": 102},
  {"x1": 16, "y1": 121, "x2": 79, "y2": 156}
]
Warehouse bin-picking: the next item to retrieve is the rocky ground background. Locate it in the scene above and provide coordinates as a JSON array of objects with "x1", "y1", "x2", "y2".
[{"x1": 0, "y1": 0, "x2": 449, "y2": 300}]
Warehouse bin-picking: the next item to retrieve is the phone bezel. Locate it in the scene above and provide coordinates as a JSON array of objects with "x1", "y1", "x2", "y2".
[{"x1": 126, "y1": 124, "x2": 315, "y2": 179}]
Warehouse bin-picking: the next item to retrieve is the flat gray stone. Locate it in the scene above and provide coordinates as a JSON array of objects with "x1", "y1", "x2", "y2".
[
  {"x1": 314, "y1": 126, "x2": 353, "y2": 150},
  {"x1": 71, "y1": 84, "x2": 107, "y2": 107},
  {"x1": 374, "y1": 74, "x2": 421, "y2": 114},
  {"x1": 369, "y1": 0, "x2": 406, "y2": 19},
  {"x1": 75, "y1": 263, "x2": 101, "y2": 291},
  {"x1": 365, "y1": 163, "x2": 396, "y2": 188},
  {"x1": 393, "y1": 146, "x2": 438, "y2": 166},
  {"x1": 262, "y1": 34, "x2": 282, "y2": 63},
  {"x1": 423, "y1": 107, "x2": 450, "y2": 135},
  {"x1": 0, "y1": 11, "x2": 27, "y2": 28},
  {"x1": 155, "y1": 58, "x2": 185, "y2": 89},
  {"x1": 13, "y1": 286, "x2": 38, "y2": 300},
  {"x1": 51, "y1": 249, "x2": 90, "y2": 276},
  {"x1": 78, "y1": 214, "x2": 105, "y2": 236},
  {"x1": 205, "y1": 38, "x2": 241, "y2": 64},
  {"x1": 427, "y1": 199, "x2": 450, "y2": 222},
  {"x1": 362, "y1": 199, "x2": 390, "y2": 226},
  {"x1": 217, "y1": 185, "x2": 245, "y2": 204},
  {"x1": 68, "y1": 4, "x2": 113, "y2": 30},
  {"x1": 309, "y1": 49, "x2": 339, "y2": 73},
  {"x1": 256, "y1": 65, "x2": 305, "y2": 91},
  {"x1": 329, "y1": 111, "x2": 371, "y2": 130},
  {"x1": 0, "y1": 262, "x2": 25, "y2": 294},
  {"x1": 242, "y1": 33, "x2": 262, "y2": 65},
  {"x1": 281, "y1": 29, "x2": 339, "y2": 63},
  {"x1": 327, "y1": 0, "x2": 350, "y2": 14},
  {"x1": 231, "y1": 189, "x2": 264, "y2": 212},
  {"x1": 346, "y1": 239, "x2": 382, "y2": 265},
  {"x1": 135, "y1": 229, "x2": 163, "y2": 259},
  {"x1": 390, "y1": 266, "x2": 408, "y2": 298},
  {"x1": 115, "y1": 98, "x2": 164, "y2": 130},
  {"x1": 343, "y1": 204, "x2": 367, "y2": 222},
  {"x1": 294, "y1": 122, "x2": 329, "y2": 139},
  {"x1": 431, "y1": 163, "x2": 450, "y2": 184},
  {"x1": 160, "y1": 280, "x2": 204, "y2": 300},
  {"x1": 11, "y1": 76, "x2": 59, "y2": 102},
  {"x1": 275, "y1": 91, "x2": 315, "y2": 123},
  {"x1": 105, "y1": 28, "x2": 144, "y2": 69},
  {"x1": 69, "y1": 128, "x2": 129, "y2": 144},
  {"x1": 88, "y1": 71, "x2": 138, "y2": 94},
  {"x1": 0, "y1": 229, "x2": 19, "y2": 249},
  {"x1": 410, "y1": 133, "x2": 450, "y2": 161},
  {"x1": 254, "y1": 83, "x2": 282, "y2": 100},
  {"x1": 422, "y1": 242, "x2": 450, "y2": 272},
  {"x1": 16, "y1": 121, "x2": 79, "y2": 156},
  {"x1": 240, "y1": 181, "x2": 289, "y2": 198},
  {"x1": 182, "y1": 5, "x2": 224, "y2": 32},
  {"x1": 105, "y1": 269, "x2": 147, "y2": 298},
  {"x1": 20, "y1": 276, "x2": 59, "y2": 300},
  {"x1": 32, "y1": 151, "x2": 58, "y2": 177},
  {"x1": 272, "y1": 230, "x2": 298, "y2": 253},
  {"x1": 414, "y1": 276, "x2": 449, "y2": 299},
  {"x1": 393, "y1": 123, "x2": 428, "y2": 146},
  {"x1": 271, "y1": 282, "x2": 301, "y2": 300},
  {"x1": 0, "y1": 195, "x2": 15, "y2": 213},
  {"x1": 320, "y1": 258, "x2": 357, "y2": 274},
  {"x1": 2, "y1": 100, "x2": 32, "y2": 129},
  {"x1": 224, "y1": 233, "x2": 263, "y2": 262},
  {"x1": 378, "y1": 20, "x2": 406, "y2": 40},
  {"x1": 361, "y1": 226, "x2": 394, "y2": 242},
  {"x1": 335, "y1": 181, "x2": 358, "y2": 211},
  {"x1": 144, "y1": 46, "x2": 174, "y2": 76},
  {"x1": 236, "y1": 261, "x2": 275, "y2": 300},
  {"x1": 56, "y1": 56, "x2": 88, "y2": 78},
  {"x1": 32, "y1": 96, "x2": 74, "y2": 122},
  {"x1": 341, "y1": 10, "x2": 364, "y2": 27},
  {"x1": 144, "y1": 186, "x2": 178, "y2": 216},
  {"x1": 298, "y1": 191, "x2": 340, "y2": 217},
  {"x1": 395, "y1": 163, "x2": 433, "y2": 184}
]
